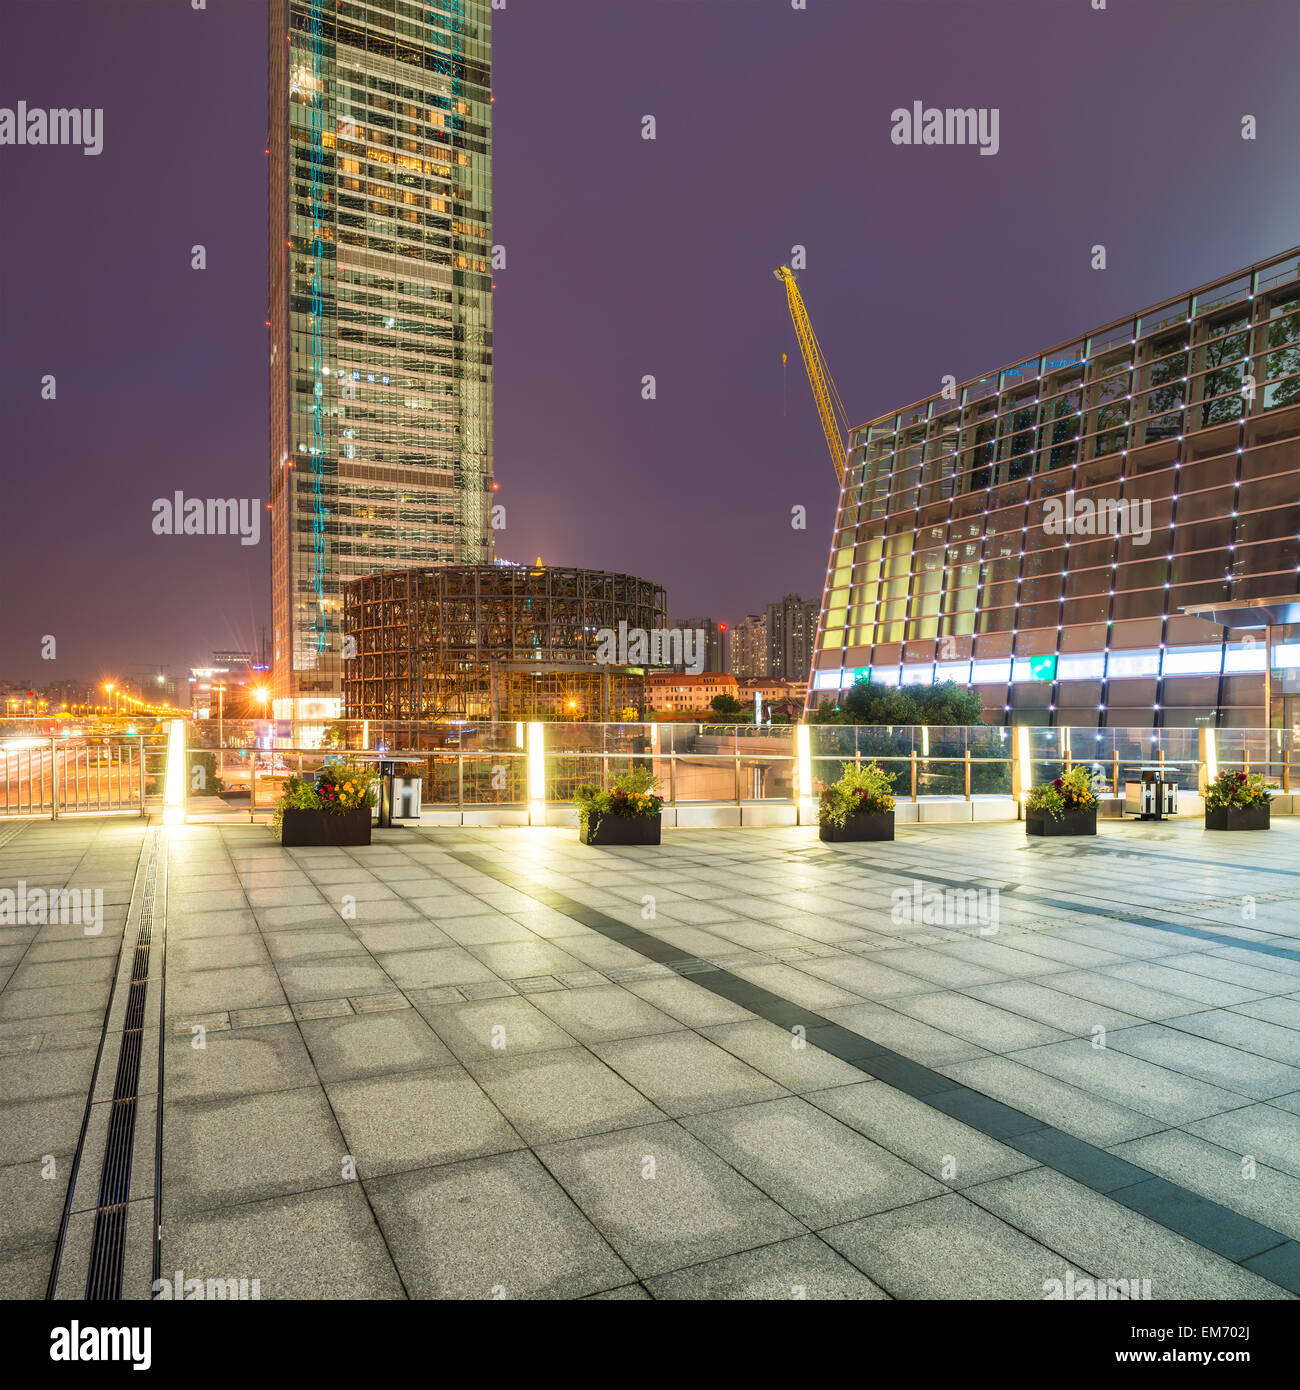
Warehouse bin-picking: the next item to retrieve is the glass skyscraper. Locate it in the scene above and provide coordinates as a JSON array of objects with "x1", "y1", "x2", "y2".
[
  {"x1": 809, "y1": 248, "x2": 1300, "y2": 731},
  {"x1": 268, "y1": 0, "x2": 493, "y2": 721}
]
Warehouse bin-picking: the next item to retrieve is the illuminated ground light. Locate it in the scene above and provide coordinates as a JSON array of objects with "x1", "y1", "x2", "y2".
[
  {"x1": 1016, "y1": 725, "x2": 1032, "y2": 805},
  {"x1": 527, "y1": 721, "x2": 545, "y2": 824},
  {"x1": 163, "y1": 719, "x2": 186, "y2": 826},
  {"x1": 796, "y1": 723, "x2": 814, "y2": 823}
]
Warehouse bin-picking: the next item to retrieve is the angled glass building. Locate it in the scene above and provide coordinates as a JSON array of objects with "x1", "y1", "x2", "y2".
[
  {"x1": 809, "y1": 248, "x2": 1300, "y2": 730},
  {"x1": 268, "y1": 0, "x2": 493, "y2": 722}
]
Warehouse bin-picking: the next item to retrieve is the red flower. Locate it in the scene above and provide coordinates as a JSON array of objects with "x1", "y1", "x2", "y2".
[{"x1": 1052, "y1": 778, "x2": 1063, "y2": 789}]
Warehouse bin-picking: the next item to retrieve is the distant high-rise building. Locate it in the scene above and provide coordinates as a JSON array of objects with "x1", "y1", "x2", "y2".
[
  {"x1": 730, "y1": 614, "x2": 768, "y2": 680},
  {"x1": 268, "y1": 0, "x2": 493, "y2": 721},
  {"x1": 766, "y1": 593, "x2": 819, "y2": 684},
  {"x1": 730, "y1": 599, "x2": 817, "y2": 681},
  {"x1": 670, "y1": 616, "x2": 726, "y2": 672}
]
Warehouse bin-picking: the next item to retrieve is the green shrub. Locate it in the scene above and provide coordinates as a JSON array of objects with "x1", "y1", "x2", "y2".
[
  {"x1": 818, "y1": 761, "x2": 897, "y2": 828},
  {"x1": 271, "y1": 776, "x2": 321, "y2": 840}
]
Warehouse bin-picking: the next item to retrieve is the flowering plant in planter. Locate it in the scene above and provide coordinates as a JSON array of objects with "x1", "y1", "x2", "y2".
[
  {"x1": 313, "y1": 761, "x2": 378, "y2": 812},
  {"x1": 271, "y1": 763, "x2": 378, "y2": 841},
  {"x1": 573, "y1": 766, "x2": 663, "y2": 837},
  {"x1": 1025, "y1": 765, "x2": 1098, "y2": 820},
  {"x1": 818, "y1": 761, "x2": 897, "y2": 829},
  {"x1": 1204, "y1": 770, "x2": 1271, "y2": 811}
]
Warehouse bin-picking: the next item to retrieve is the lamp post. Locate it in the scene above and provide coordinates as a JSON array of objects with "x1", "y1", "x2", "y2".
[{"x1": 213, "y1": 682, "x2": 226, "y2": 784}]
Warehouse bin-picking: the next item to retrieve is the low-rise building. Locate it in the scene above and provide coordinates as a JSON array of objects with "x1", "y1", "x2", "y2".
[
  {"x1": 737, "y1": 677, "x2": 807, "y2": 704},
  {"x1": 645, "y1": 671, "x2": 740, "y2": 714}
]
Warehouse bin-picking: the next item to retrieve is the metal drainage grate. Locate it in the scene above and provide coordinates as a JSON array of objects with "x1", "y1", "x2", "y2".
[{"x1": 84, "y1": 835, "x2": 158, "y2": 1300}]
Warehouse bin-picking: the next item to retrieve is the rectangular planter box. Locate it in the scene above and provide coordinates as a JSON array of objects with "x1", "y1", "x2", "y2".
[
  {"x1": 579, "y1": 813, "x2": 661, "y2": 846},
  {"x1": 1205, "y1": 804, "x2": 1270, "y2": 831},
  {"x1": 1025, "y1": 806, "x2": 1097, "y2": 837},
  {"x1": 279, "y1": 807, "x2": 372, "y2": 847},
  {"x1": 819, "y1": 810, "x2": 895, "y2": 842}
]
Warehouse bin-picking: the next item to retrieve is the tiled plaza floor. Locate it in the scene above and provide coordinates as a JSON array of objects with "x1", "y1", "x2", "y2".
[{"x1": 4, "y1": 814, "x2": 1300, "y2": 1299}]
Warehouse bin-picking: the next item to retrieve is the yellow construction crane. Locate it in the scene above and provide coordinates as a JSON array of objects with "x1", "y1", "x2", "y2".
[{"x1": 774, "y1": 266, "x2": 851, "y2": 486}]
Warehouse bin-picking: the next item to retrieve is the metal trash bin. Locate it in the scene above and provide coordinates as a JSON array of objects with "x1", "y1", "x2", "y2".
[
  {"x1": 376, "y1": 760, "x2": 422, "y2": 827},
  {"x1": 1123, "y1": 768, "x2": 1178, "y2": 821},
  {"x1": 392, "y1": 776, "x2": 422, "y2": 821}
]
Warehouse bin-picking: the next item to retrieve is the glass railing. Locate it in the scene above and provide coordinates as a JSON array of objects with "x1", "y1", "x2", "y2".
[
  {"x1": 0, "y1": 724, "x2": 171, "y2": 818},
  {"x1": 3, "y1": 718, "x2": 1295, "y2": 820}
]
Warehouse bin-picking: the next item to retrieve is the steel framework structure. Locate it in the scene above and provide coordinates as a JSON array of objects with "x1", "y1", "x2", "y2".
[{"x1": 342, "y1": 564, "x2": 668, "y2": 722}]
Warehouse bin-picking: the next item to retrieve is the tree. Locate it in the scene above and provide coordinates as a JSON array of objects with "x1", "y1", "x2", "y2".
[
  {"x1": 810, "y1": 678, "x2": 985, "y2": 727},
  {"x1": 709, "y1": 693, "x2": 745, "y2": 716}
]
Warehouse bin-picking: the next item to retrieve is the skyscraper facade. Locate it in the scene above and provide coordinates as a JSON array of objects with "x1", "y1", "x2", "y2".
[
  {"x1": 808, "y1": 248, "x2": 1300, "y2": 730},
  {"x1": 268, "y1": 0, "x2": 493, "y2": 721}
]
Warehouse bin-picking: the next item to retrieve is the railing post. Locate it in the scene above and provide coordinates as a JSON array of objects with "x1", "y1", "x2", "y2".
[
  {"x1": 1244, "y1": 748, "x2": 1250, "y2": 777},
  {"x1": 249, "y1": 753, "x2": 257, "y2": 823},
  {"x1": 139, "y1": 735, "x2": 146, "y2": 818},
  {"x1": 910, "y1": 750, "x2": 917, "y2": 803},
  {"x1": 735, "y1": 750, "x2": 742, "y2": 806},
  {"x1": 964, "y1": 750, "x2": 971, "y2": 801},
  {"x1": 457, "y1": 754, "x2": 464, "y2": 815},
  {"x1": 50, "y1": 737, "x2": 58, "y2": 820},
  {"x1": 1112, "y1": 752, "x2": 1120, "y2": 797}
]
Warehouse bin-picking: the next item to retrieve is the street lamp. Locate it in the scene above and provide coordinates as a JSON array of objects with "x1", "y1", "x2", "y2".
[{"x1": 213, "y1": 682, "x2": 226, "y2": 783}]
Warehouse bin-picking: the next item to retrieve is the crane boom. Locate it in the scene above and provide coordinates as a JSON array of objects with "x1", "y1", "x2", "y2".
[{"x1": 774, "y1": 266, "x2": 851, "y2": 486}]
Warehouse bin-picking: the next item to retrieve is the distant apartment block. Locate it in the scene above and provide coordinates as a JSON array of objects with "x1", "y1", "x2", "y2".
[
  {"x1": 766, "y1": 593, "x2": 819, "y2": 684},
  {"x1": 729, "y1": 596, "x2": 818, "y2": 683},
  {"x1": 669, "y1": 616, "x2": 726, "y2": 672},
  {"x1": 730, "y1": 615, "x2": 767, "y2": 680}
]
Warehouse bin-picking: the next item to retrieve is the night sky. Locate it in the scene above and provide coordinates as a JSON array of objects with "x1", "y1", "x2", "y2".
[{"x1": 1, "y1": 0, "x2": 1296, "y2": 686}]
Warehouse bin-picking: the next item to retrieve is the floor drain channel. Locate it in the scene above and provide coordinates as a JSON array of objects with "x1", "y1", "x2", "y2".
[{"x1": 85, "y1": 833, "x2": 159, "y2": 1300}]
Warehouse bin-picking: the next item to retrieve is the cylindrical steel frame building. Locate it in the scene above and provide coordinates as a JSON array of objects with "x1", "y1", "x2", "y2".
[{"x1": 342, "y1": 564, "x2": 668, "y2": 721}]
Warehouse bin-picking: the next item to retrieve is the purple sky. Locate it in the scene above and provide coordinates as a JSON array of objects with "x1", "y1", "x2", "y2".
[{"x1": 1, "y1": 0, "x2": 1296, "y2": 685}]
